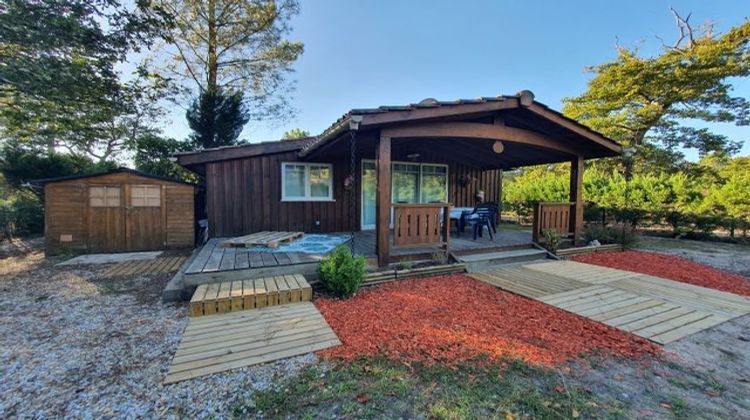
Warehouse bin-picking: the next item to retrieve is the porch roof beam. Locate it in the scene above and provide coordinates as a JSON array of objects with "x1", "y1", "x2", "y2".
[{"x1": 380, "y1": 122, "x2": 584, "y2": 157}]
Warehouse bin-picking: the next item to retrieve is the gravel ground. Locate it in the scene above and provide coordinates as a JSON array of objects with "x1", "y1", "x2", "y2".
[
  {"x1": 0, "y1": 239, "x2": 317, "y2": 418},
  {"x1": 639, "y1": 236, "x2": 750, "y2": 278},
  {"x1": 568, "y1": 314, "x2": 750, "y2": 418}
]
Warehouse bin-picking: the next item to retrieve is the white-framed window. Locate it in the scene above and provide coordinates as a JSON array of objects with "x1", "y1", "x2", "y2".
[
  {"x1": 281, "y1": 162, "x2": 334, "y2": 201},
  {"x1": 131, "y1": 185, "x2": 161, "y2": 207},
  {"x1": 420, "y1": 164, "x2": 448, "y2": 203},
  {"x1": 89, "y1": 186, "x2": 121, "y2": 207}
]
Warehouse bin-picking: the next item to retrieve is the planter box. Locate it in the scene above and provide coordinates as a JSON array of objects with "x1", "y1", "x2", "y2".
[{"x1": 363, "y1": 263, "x2": 467, "y2": 286}]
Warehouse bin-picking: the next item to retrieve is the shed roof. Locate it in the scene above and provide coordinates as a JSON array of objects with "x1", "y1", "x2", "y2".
[{"x1": 32, "y1": 167, "x2": 196, "y2": 186}]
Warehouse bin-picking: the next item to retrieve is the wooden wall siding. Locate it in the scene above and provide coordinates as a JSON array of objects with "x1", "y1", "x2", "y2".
[
  {"x1": 206, "y1": 151, "x2": 360, "y2": 237},
  {"x1": 44, "y1": 172, "x2": 194, "y2": 255},
  {"x1": 204, "y1": 148, "x2": 502, "y2": 238},
  {"x1": 166, "y1": 185, "x2": 196, "y2": 248},
  {"x1": 45, "y1": 183, "x2": 87, "y2": 254}
]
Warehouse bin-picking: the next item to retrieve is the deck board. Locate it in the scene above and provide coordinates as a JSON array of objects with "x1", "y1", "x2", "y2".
[
  {"x1": 164, "y1": 302, "x2": 340, "y2": 384},
  {"x1": 470, "y1": 261, "x2": 750, "y2": 344}
]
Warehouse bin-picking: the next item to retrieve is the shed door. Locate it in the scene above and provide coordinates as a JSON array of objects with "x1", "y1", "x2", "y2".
[
  {"x1": 126, "y1": 185, "x2": 166, "y2": 251},
  {"x1": 87, "y1": 185, "x2": 126, "y2": 252}
]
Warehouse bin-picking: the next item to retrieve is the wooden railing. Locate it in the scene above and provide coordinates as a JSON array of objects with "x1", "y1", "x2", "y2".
[
  {"x1": 532, "y1": 202, "x2": 574, "y2": 243},
  {"x1": 392, "y1": 203, "x2": 451, "y2": 248}
]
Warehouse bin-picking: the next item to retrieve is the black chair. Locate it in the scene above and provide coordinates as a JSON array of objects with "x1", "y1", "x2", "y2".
[{"x1": 466, "y1": 203, "x2": 497, "y2": 240}]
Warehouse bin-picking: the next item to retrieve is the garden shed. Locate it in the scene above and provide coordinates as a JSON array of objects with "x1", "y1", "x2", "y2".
[{"x1": 38, "y1": 168, "x2": 195, "y2": 255}]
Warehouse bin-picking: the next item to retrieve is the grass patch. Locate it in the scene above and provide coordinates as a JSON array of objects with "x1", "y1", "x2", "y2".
[{"x1": 245, "y1": 357, "x2": 616, "y2": 419}]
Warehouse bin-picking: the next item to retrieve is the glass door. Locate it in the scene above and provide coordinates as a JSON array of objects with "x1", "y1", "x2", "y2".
[{"x1": 361, "y1": 160, "x2": 376, "y2": 230}]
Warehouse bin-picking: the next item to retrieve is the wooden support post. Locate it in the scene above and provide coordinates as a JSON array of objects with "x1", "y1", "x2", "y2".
[
  {"x1": 570, "y1": 156, "x2": 584, "y2": 246},
  {"x1": 442, "y1": 204, "x2": 451, "y2": 252},
  {"x1": 376, "y1": 135, "x2": 391, "y2": 266}
]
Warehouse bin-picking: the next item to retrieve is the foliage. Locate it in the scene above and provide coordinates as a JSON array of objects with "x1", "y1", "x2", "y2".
[
  {"x1": 563, "y1": 10, "x2": 750, "y2": 174},
  {"x1": 186, "y1": 88, "x2": 250, "y2": 149},
  {"x1": 317, "y1": 245, "x2": 366, "y2": 298},
  {"x1": 0, "y1": 180, "x2": 43, "y2": 240},
  {"x1": 431, "y1": 249, "x2": 450, "y2": 265},
  {"x1": 0, "y1": 0, "x2": 170, "y2": 162},
  {"x1": 541, "y1": 228, "x2": 562, "y2": 253},
  {"x1": 504, "y1": 155, "x2": 749, "y2": 239},
  {"x1": 248, "y1": 358, "x2": 609, "y2": 419},
  {"x1": 132, "y1": 134, "x2": 195, "y2": 182},
  {"x1": 583, "y1": 224, "x2": 641, "y2": 249},
  {"x1": 282, "y1": 128, "x2": 310, "y2": 139},
  {"x1": 151, "y1": 0, "x2": 304, "y2": 124},
  {"x1": 0, "y1": 146, "x2": 114, "y2": 190}
]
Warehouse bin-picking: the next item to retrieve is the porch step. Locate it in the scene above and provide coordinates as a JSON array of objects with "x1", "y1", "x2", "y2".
[
  {"x1": 189, "y1": 274, "x2": 313, "y2": 317},
  {"x1": 456, "y1": 248, "x2": 549, "y2": 273}
]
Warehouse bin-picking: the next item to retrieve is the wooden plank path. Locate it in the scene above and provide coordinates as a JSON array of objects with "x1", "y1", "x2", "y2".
[
  {"x1": 189, "y1": 274, "x2": 313, "y2": 317},
  {"x1": 100, "y1": 256, "x2": 187, "y2": 277},
  {"x1": 470, "y1": 261, "x2": 750, "y2": 344},
  {"x1": 164, "y1": 302, "x2": 340, "y2": 384},
  {"x1": 185, "y1": 238, "x2": 324, "y2": 275}
]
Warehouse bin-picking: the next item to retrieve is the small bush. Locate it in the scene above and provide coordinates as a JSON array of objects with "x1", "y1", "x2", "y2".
[
  {"x1": 431, "y1": 249, "x2": 450, "y2": 265},
  {"x1": 612, "y1": 224, "x2": 640, "y2": 249},
  {"x1": 317, "y1": 245, "x2": 366, "y2": 298},
  {"x1": 583, "y1": 224, "x2": 640, "y2": 249},
  {"x1": 583, "y1": 224, "x2": 614, "y2": 244},
  {"x1": 541, "y1": 228, "x2": 562, "y2": 253}
]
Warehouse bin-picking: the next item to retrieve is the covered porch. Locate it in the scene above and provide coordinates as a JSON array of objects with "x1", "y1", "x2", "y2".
[{"x1": 300, "y1": 91, "x2": 623, "y2": 266}]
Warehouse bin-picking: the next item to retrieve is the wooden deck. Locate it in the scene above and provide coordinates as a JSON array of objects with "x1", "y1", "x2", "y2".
[
  {"x1": 470, "y1": 261, "x2": 750, "y2": 344},
  {"x1": 164, "y1": 302, "x2": 340, "y2": 384},
  {"x1": 183, "y1": 238, "x2": 326, "y2": 286},
  {"x1": 189, "y1": 275, "x2": 313, "y2": 317},
  {"x1": 351, "y1": 228, "x2": 533, "y2": 259},
  {"x1": 100, "y1": 256, "x2": 187, "y2": 277}
]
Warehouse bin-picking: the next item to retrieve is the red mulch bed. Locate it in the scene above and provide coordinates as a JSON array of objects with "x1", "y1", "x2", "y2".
[
  {"x1": 315, "y1": 275, "x2": 659, "y2": 366},
  {"x1": 572, "y1": 250, "x2": 750, "y2": 297}
]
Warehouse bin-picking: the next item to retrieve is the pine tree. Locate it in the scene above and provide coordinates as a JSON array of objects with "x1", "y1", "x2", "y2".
[{"x1": 186, "y1": 89, "x2": 250, "y2": 149}]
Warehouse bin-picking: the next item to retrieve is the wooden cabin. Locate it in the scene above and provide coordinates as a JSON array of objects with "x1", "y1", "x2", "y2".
[
  {"x1": 39, "y1": 168, "x2": 195, "y2": 255},
  {"x1": 176, "y1": 91, "x2": 622, "y2": 266}
]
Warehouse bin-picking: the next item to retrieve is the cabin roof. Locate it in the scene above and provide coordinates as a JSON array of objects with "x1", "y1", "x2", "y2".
[
  {"x1": 174, "y1": 91, "x2": 622, "y2": 171},
  {"x1": 299, "y1": 91, "x2": 621, "y2": 158}
]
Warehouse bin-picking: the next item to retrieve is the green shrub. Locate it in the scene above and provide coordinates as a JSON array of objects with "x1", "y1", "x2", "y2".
[
  {"x1": 0, "y1": 193, "x2": 43, "y2": 241},
  {"x1": 317, "y1": 245, "x2": 366, "y2": 298},
  {"x1": 583, "y1": 224, "x2": 640, "y2": 249},
  {"x1": 541, "y1": 228, "x2": 562, "y2": 253},
  {"x1": 583, "y1": 224, "x2": 614, "y2": 244}
]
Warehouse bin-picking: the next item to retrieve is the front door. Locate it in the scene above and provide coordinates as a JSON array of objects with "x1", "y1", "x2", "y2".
[{"x1": 126, "y1": 184, "x2": 165, "y2": 251}]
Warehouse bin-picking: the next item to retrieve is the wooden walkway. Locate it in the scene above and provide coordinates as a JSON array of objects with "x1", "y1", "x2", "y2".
[
  {"x1": 185, "y1": 238, "x2": 324, "y2": 275},
  {"x1": 470, "y1": 261, "x2": 750, "y2": 344},
  {"x1": 100, "y1": 256, "x2": 187, "y2": 277},
  {"x1": 164, "y1": 302, "x2": 340, "y2": 384}
]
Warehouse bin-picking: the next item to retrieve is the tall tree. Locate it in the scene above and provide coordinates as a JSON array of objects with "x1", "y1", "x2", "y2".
[
  {"x1": 0, "y1": 0, "x2": 168, "y2": 160},
  {"x1": 186, "y1": 88, "x2": 250, "y2": 149},
  {"x1": 563, "y1": 9, "x2": 750, "y2": 175},
  {"x1": 153, "y1": 0, "x2": 303, "y2": 129},
  {"x1": 282, "y1": 128, "x2": 310, "y2": 139}
]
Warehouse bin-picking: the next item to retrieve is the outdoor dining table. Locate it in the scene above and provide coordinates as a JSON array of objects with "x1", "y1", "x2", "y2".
[{"x1": 449, "y1": 207, "x2": 478, "y2": 234}]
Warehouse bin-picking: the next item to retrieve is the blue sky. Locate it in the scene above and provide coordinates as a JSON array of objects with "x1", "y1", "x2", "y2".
[{"x1": 160, "y1": 0, "x2": 750, "y2": 159}]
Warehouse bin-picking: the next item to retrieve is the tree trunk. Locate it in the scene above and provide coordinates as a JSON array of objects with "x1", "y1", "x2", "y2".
[{"x1": 207, "y1": 0, "x2": 218, "y2": 94}]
